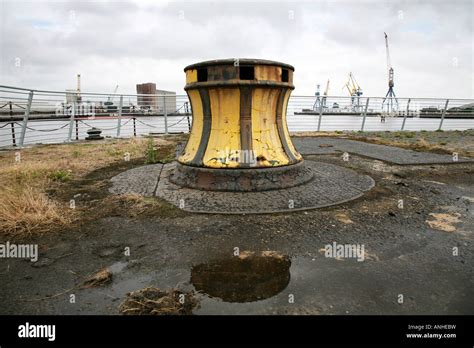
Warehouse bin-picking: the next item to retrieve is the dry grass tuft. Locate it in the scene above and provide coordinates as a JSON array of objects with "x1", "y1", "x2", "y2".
[
  {"x1": 102, "y1": 194, "x2": 159, "y2": 217},
  {"x1": 82, "y1": 268, "x2": 113, "y2": 288},
  {"x1": 0, "y1": 185, "x2": 71, "y2": 237},
  {"x1": 119, "y1": 287, "x2": 198, "y2": 315}
]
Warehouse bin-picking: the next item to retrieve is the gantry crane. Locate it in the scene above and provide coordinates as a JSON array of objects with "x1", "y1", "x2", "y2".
[
  {"x1": 313, "y1": 79, "x2": 331, "y2": 111},
  {"x1": 382, "y1": 32, "x2": 398, "y2": 112},
  {"x1": 342, "y1": 72, "x2": 363, "y2": 111},
  {"x1": 313, "y1": 84, "x2": 321, "y2": 110}
]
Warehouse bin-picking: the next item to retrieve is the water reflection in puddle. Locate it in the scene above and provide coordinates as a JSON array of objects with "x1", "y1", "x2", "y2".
[{"x1": 191, "y1": 251, "x2": 291, "y2": 303}]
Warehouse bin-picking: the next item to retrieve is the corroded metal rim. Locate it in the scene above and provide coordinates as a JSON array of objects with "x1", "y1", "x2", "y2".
[
  {"x1": 184, "y1": 81, "x2": 295, "y2": 91},
  {"x1": 184, "y1": 58, "x2": 295, "y2": 72},
  {"x1": 170, "y1": 160, "x2": 314, "y2": 192}
]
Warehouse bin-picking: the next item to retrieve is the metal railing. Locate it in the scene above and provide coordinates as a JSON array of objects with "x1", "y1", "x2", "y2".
[
  {"x1": 287, "y1": 95, "x2": 474, "y2": 133},
  {"x1": 0, "y1": 85, "x2": 473, "y2": 148}
]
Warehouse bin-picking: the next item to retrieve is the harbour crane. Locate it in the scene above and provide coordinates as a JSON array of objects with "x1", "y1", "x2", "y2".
[
  {"x1": 342, "y1": 72, "x2": 363, "y2": 111},
  {"x1": 382, "y1": 32, "x2": 398, "y2": 112},
  {"x1": 322, "y1": 79, "x2": 330, "y2": 108},
  {"x1": 342, "y1": 73, "x2": 362, "y2": 97},
  {"x1": 107, "y1": 85, "x2": 119, "y2": 103},
  {"x1": 103, "y1": 85, "x2": 119, "y2": 116},
  {"x1": 342, "y1": 75, "x2": 351, "y2": 96},
  {"x1": 313, "y1": 84, "x2": 321, "y2": 110},
  {"x1": 313, "y1": 79, "x2": 331, "y2": 111},
  {"x1": 76, "y1": 74, "x2": 82, "y2": 102}
]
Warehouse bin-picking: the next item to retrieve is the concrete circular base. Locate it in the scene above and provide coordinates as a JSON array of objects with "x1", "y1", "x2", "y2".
[
  {"x1": 108, "y1": 160, "x2": 375, "y2": 214},
  {"x1": 170, "y1": 160, "x2": 314, "y2": 192}
]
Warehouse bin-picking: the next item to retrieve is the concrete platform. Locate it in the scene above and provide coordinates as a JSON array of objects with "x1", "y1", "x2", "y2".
[
  {"x1": 293, "y1": 137, "x2": 473, "y2": 165},
  {"x1": 109, "y1": 160, "x2": 374, "y2": 214}
]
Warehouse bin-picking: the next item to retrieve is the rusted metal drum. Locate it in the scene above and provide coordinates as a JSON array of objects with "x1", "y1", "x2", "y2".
[{"x1": 172, "y1": 58, "x2": 313, "y2": 191}]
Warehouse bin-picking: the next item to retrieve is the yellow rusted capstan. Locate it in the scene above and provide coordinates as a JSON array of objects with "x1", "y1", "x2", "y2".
[{"x1": 179, "y1": 58, "x2": 302, "y2": 169}]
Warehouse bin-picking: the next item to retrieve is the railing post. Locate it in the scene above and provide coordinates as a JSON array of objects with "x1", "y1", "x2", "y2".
[
  {"x1": 117, "y1": 95, "x2": 123, "y2": 137},
  {"x1": 11, "y1": 121, "x2": 16, "y2": 147},
  {"x1": 438, "y1": 99, "x2": 449, "y2": 131},
  {"x1": 133, "y1": 117, "x2": 136, "y2": 137},
  {"x1": 67, "y1": 101, "x2": 76, "y2": 142},
  {"x1": 317, "y1": 102, "x2": 323, "y2": 132},
  {"x1": 360, "y1": 97, "x2": 369, "y2": 131},
  {"x1": 75, "y1": 119, "x2": 79, "y2": 140},
  {"x1": 164, "y1": 94, "x2": 168, "y2": 134},
  {"x1": 402, "y1": 98, "x2": 410, "y2": 131},
  {"x1": 185, "y1": 101, "x2": 191, "y2": 132},
  {"x1": 9, "y1": 101, "x2": 16, "y2": 147},
  {"x1": 19, "y1": 90, "x2": 33, "y2": 147}
]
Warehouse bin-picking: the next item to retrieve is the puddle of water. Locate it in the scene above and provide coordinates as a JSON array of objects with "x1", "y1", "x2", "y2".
[{"x1": 190, "y1": 251, "x2": 291, "y2": 303}]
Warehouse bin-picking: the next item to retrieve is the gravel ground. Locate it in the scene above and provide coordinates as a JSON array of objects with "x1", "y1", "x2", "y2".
[
  {"x1": 293, "y1": 137, "x2": 473, "y2": 164},
  {"x1": 109, "y1": 161, "x2": 374, "y2": 213}
]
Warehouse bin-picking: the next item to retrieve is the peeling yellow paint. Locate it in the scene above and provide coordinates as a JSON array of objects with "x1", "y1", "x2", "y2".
[
  {"x1": 186, "y1": 69, "x2": 197, "y2": 84},
  {"x1": 181, "y1": 63, "x2": 302, "y2": 169},
  {"x1": 255, "y1": 65, "x2": 282, "y2": 81},
  {"x1": 280, "y1": 89, "x2": 302, "y2": 161},
  {"x1": 203, "y1": 88, "x2": 241, "y2": 168},
  {"x1": 178, "y1": 89, "x2": 203, "y2": 163},
  {"x1": 251, "y1": 88, "x2": 289, "y2": 166}
]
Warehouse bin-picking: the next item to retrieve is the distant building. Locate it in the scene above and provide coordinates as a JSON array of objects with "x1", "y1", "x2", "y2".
[
  {"x1": 157, "y1": 89, "x2": 177, "y2": 114},
  {"x1": 65, "y1": 89, "x2": 79, "y2": 103},
  {"x1": 136, "y1": 83, "x2": 157, "y2": 109},
  {"x1": 136, "y1": 83, "x2": 176, "y2": 114}
]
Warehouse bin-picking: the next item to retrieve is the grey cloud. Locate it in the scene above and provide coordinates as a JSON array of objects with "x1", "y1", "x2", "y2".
[{"x1": 0, "y1": 0, "x2": 472, "y2": 98}]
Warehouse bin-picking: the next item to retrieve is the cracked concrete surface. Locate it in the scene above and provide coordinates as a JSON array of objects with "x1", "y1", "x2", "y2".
[{"x1": 293, "y1": 137, "x2": 474, "y2": 164}]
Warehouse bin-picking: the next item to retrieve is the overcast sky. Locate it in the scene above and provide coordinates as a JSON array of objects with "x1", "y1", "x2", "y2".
[{"x1": 0, "y1": 0, "x2": 472, "y2": 98}]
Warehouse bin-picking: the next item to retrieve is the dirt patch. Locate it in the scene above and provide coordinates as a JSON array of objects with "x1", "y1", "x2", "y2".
[
  {"x1": 334, "y1": 212, "x2": 354, "y2": 224},
  {"x1": 426, "y1": 213, "x2": 462, "y2": 232},
  {"x1": 50, "y1": 158, "x2": 187, "y2": 225}
]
